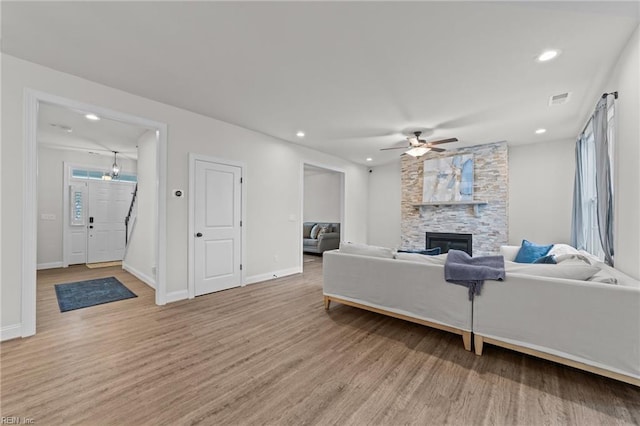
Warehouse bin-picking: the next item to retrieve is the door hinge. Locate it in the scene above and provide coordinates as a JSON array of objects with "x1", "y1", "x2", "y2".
[
  {"x1": 240, "y1": 220, "x2": 243, "y2": 227},
  {"x1": 240, "y1": 177, "x2": 243, "y2": 184},
  {"x1": 240, "y1": 264, "x2": 243, "y2": 270}
]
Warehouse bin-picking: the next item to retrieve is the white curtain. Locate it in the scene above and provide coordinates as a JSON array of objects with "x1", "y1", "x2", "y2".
[{"x1": 571, "y1": 96, "x2": 615, "y2": 265}]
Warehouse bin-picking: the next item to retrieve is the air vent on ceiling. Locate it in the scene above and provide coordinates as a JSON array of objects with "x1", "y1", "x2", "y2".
[{"x1": 549, "y1": 92, "x2": 571, "y2": 106}]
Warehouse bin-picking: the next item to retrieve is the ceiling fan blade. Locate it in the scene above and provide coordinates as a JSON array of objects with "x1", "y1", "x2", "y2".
[
  {"x1": 426, "y1": 137, "x2": 458, "y2": 146},
  {"x1": 380, "y1": 146, "x2": 409, "y2": 151},
  {"x1": 429, "y1": 147, "x2": 446, "y2": 152}
]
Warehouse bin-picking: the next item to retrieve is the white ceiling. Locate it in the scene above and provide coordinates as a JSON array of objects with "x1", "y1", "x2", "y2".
[
  {"x1": 37, "y1": 102, "x2": 149, "y2": 160},
  {"x1": 2, "y1": 2, "x2": 638, "y2": 166}
]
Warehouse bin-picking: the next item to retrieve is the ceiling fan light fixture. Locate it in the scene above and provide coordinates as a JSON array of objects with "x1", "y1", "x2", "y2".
[{"x1": 405, "y1": 147, "x2": 430, "y2": 157}]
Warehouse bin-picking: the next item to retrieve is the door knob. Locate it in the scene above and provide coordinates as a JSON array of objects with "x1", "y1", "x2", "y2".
[{"x1": 195, "y1": 232, "x2": 203, "y2": 237}]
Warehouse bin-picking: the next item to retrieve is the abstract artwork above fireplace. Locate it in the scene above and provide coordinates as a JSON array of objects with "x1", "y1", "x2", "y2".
[{"x1": 422, "y1": 154, "x2": 473, "y2": 203}]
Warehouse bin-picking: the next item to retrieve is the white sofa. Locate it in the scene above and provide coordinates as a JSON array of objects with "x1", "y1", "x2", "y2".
[
  {"x1": 323, "y1": 243, "x2": 640, "y2": 386},
  {"x1": 474, "y1": 247, "x2": 640, "y2": 386},
  {"x1": 323, "y1": 248, "x2": 473, "y2": 351}
]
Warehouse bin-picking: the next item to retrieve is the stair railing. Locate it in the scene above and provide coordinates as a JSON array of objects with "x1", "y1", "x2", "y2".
[{"x1": 125, "y1": 184, "x2": 138, "y2": 245}]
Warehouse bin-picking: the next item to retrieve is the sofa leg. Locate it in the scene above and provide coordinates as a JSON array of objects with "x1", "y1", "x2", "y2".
[
  {"x1": 324, "y1": 296, "x2": 331, "y2": 310},
  {"x1": 474, "y1": 335, "x2": 484, "y2": 356},
  {"x1": 462, "y1": 331, "x2": 472, "y2": 351}
]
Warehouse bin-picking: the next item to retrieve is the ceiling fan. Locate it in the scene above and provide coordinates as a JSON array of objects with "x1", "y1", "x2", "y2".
[{"x1": 380, "y1": 131, "x2": 458, "y2": 157}]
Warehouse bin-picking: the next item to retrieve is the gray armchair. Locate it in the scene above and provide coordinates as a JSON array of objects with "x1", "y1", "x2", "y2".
[{"x1": 303, "y1": 222, "x2": 340, "y2": 254}]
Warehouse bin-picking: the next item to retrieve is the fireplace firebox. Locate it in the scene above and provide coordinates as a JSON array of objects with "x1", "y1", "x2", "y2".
[{"x1": 426, "y1": 232, "x2": 473, "y2": 256}]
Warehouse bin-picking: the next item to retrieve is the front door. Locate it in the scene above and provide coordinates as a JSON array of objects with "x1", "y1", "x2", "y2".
[
  {"x1": 87, "y1": 180, "x2": 135, "y2": 263},
  {"x1": 194, "y1": 159, "x2": 242, "y2": 296}
]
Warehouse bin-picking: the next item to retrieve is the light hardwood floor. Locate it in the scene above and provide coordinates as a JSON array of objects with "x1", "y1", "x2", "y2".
[{"x1": 1, "y1": 259, "x2": 639, "y2": 425}]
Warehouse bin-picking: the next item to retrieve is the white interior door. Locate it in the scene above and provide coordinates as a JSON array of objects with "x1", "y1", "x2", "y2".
[
  {"x1": 194, "y1": 160, "x2": 242, "y2": 296},
  {"x1": 87, "y1": 181, "x2": 135, "y2": 263}
]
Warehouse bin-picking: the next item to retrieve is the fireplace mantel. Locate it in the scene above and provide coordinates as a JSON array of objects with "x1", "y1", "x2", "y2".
[{"x1": 413, "y1": 200, "x2": 488, "y2": 217}]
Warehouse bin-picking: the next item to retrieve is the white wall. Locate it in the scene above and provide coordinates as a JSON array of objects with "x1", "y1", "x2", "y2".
[
  {"x1": 36, "y1": 146, "x2": 137, "y2": 267},
  {"x1": 123, "y1": 130, "x2": 157, "y2": 287},
  {"x1": 508, "y1": 139, "x2": 575, "y2": 246},
  {"x1": 1, "y1": 54, "x2": 369, "y2": 330},
  {"x1": 367, "y1": 160, "x2": 401, "y2": 248},
  {"x1": 303, "y1": 168, "x2": 341, "y2": 223},
  {"x1": 604, "y1": 27, "x2": 640, "y2": 279}
]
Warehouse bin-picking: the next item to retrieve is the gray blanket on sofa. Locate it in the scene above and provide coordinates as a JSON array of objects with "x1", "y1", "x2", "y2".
[{"x1": 444, "y1": 249, "x2": 505, "y2": 300}]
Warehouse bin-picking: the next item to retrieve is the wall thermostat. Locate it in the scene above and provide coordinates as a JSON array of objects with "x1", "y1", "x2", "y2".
[{"x1": 173, "y1": 189, "x2": 183, "y2": 197}]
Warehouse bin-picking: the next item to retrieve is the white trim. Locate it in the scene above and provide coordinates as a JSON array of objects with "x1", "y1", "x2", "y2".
[
  {"x1": 166, "y1": 290, "x2": 189, "y2": 303},
  {"x1": 156, "y1": 127, "x2": 168, "y2": 305},
  {"x1": 122, "y1": 262, "x2": 156, "y2": 289},
  {"x1": 244, "y1": 266, "x2": 302, "y2": 286},
  {"x1": 22, "y1": 89, "x2": 169, "y2": 338},
  {"x1": 37, "y1": 262, "x2": 64, "y2": 270},
  {"x1": 300, "y1": 161, "x2": 347, "y2": 272},
  {"x1": 188, "y1": 153, "x2": 247, "y2": 298},
  {"x1": 1, "y1": 324, "x2": 23, "y2": 342},
  {"x1": 22, "y1": 90, "x2": 38, "y2": 338}
]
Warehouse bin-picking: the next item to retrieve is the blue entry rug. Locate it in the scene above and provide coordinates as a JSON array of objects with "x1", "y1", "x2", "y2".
[{"x1": 54, "y1": 277, "x2": 137, "y2": 312}]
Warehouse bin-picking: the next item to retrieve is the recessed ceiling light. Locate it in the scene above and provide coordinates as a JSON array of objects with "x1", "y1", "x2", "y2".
[
  {"x1": 535, "y1": 128, "x2": 547, "y2": 134},
  {"x1": 366, "y1": 157, "x2": 373, "y2": 162},
  {"x1": 296, "y1": 131, "x2": 305, "y2": 138},
  {"x1": 85, "y1": 113, "x2": 100, "y2": 121},
  {"x1": 537, "y1": 50, "x2": 560, "y2": 62}
]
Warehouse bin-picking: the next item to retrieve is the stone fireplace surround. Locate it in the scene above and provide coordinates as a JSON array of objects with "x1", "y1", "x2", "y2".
[{"x1": 401, "y1": 142, "x2": 508, "y2": 256}]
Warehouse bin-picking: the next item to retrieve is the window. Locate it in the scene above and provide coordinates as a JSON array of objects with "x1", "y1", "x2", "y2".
[
  {"x1": 71, "y1": 168, "x2": 137, "y2": 183},
  {"x1": 574, "y1": 102, "x2": 615, "y2": 261}
]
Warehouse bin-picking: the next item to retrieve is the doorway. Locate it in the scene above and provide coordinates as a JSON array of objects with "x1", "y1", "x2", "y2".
[
  {"x1": 63, "y1": 169, "x2": 137, "y2": 266},
  {"x1": 22, "y1": 90, "x2": 168, "y2": 338},
  {"x1": 188, "y1": 154, "x2": 246, "y2": 298},
  {"x1": 301, "y1": 162, "x2": 346, "y2": 268}
]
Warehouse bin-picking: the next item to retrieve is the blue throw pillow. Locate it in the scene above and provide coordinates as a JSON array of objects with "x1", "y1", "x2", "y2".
[
  {"x1": 533, "y1": 254, "x2": 557, "y2": 264},
  {"x1": 398, "y1": 247, "x2": 442, "y2": 256},
  {"x1": 514, "y1": 240, "x2": 553, "y2": 263}
]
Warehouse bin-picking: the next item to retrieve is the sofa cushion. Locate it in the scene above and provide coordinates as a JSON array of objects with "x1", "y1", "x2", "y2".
[
  {"x1": 533, "y1": 255, "x2": 557, "y2": 264},
  {"x1": 317, "y1": 225, "x2": 330, "y2": 239},
  {"x1": 548, "y1": 243, "x2": 580, "y2": 257},
  {"x1": 587, "y1": 270, "x2": 618, "y2": 284},
  {"x1": 339, "y1": 242, "x2": 395, "y2": 259},
  {"x1": 303, "y1": 223, "x2": 315, "y2": 239},
  {"x1": 505, "y1": 261, "x2": 600, "y2": 281},
  {"x1": 514, "y1": 239, "x2": 553, "y2": 263},
  {"x1": 310, "y1": 224, "x2": 320, "y2": 239}
]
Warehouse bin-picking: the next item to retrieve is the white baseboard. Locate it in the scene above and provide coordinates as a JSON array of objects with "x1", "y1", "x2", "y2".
[
  {"x1": 37, "y1": 261, "x2": 64, "y2": 270},
  {"x1": 244, "y1": 266, "x2": 302, "y2": 286},
  {"x1": 122, "y1": 262, "x2": 156, "y2": 289},
  {"x1": 1, "y1": 324, "x2": 22, "y2": 341},
  {"x1": 166, "y1": 290, "x2": 189, "y2": 303}
]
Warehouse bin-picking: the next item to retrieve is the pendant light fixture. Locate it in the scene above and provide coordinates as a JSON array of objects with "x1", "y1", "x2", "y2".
[{"x1": 110, "y1": 151, "x2": 120, "y2": 178}]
